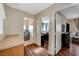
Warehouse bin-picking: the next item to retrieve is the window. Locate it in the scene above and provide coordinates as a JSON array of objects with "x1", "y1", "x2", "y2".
[
  {"x1": 41, "y1": 16, "x2": 49, "y2": 32},
  {"x1": 41, "y1": 23, "x2": 48, "y2": 32}
]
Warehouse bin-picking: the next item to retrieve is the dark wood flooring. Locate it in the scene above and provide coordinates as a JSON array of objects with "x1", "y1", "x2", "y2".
[
  {"x1": 24, "y1": 43, "x2": 53, "y2": 56},
  {"x1": 44, "y1": 40, "x2": 48, "y2": 49},
  {"x1": 57, "y1": 42, "x2": 79, "y2": 56},
  {"x1": 41, "y1": 39, "x2": 48, "y2": 50}
]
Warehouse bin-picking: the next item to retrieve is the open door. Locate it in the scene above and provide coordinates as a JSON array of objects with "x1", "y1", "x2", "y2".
[
  {"x1": 41, "y1": 16, "x2": 49, "y2": 50},
  {"x1": 55, "y1": 13, "x2": 62, "y2": 54}
]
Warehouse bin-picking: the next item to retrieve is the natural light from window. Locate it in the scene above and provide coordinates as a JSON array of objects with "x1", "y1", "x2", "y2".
[{"x1": 41, "y1": 16, "x2": 49, "y2": 33}]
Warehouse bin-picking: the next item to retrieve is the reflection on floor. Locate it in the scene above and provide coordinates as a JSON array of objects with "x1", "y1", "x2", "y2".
[
  {"x1": 24, "y1": 43, "x2": 52, "y2": 56},
  {"x1": 57, "y1": 42, "x2": 79, "y2": 56}
]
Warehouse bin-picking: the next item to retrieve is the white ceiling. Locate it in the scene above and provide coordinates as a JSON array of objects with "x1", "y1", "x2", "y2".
[
  {"x1": 6, "y1": 3, "x2": 53, "y2": 15},
  {"x1": 59, "y1": 4, "x2": 79, "y2": 20}
]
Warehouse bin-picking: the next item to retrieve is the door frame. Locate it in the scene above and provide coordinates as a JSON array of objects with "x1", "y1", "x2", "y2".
[
  {"x1": 23, "y1": 17, "x2": 35, "y2": 45},
  {"x1": 40, "y1": 16, "x2": 50, "y2": 50},
  {"x1": 54, "y1": 4, "x2": 78, "y2": 55}
]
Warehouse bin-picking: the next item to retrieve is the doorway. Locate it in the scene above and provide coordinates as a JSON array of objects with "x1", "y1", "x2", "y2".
[
  {"x1": 41, "y1": 16, "x2": 49, "y2": 50},
  {"x1": 55, "y1": 4, "x2": 79, "y2": 55},
  {"x1": 23, "y1": 18, "x2": 34, "y2": 42}
]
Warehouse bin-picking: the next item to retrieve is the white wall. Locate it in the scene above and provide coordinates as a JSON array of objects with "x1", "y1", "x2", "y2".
[
  {"x1": 0, "y1": 4, "x2": 6, "y2": 40},
  {"x1": 0, "y1": 4, "x2": 35, "y2": 50},
  {"x1": 1, "y1": 5, "x2": 35, "y2": 45},
  {"x1": 5, "y1": 6, "x2": 35, "y2": 37},
  {"x1": 56, "y1": 13, "x2": 62, "y2": 54}
]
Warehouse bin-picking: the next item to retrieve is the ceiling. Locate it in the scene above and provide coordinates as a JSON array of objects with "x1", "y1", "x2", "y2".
[
  {"x1": 59, "y1": 4, "x2": 79, "y2": 20},
  {"x1": 6, "y1": 3, "x2": 53, "y2": 15}
]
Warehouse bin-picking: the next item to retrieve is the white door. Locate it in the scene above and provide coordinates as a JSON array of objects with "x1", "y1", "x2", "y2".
[{"x1": 56, "y1": 13, "x2": 62, "y2": 54}]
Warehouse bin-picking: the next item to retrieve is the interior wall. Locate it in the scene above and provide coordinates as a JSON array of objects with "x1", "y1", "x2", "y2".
[
  {"x1": 1, "y1": 5, "x2": 35, "y2": 46},
  {"x1": 61, "y1": 15, "x2": 70, "y2": 25},
  {"x1": 4, "y1": 5, "x2": 35, "y2": 37},
  {"x1": 34, "y1": 3, "x2": 73, "y2": 55}
]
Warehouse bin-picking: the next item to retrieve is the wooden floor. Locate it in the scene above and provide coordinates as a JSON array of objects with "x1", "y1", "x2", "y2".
[
  {"x1": 41, "y1": 39, "x2": 48, "y2": 50},
  {"x1": 0, "y1": 43, "x2": 52, "y2": 56},
  {"x1": 57, "y1": 42, "x2": 79, "y2": 56},
  {"x1": 24, "y1": 43, "x2": 53, "y2": 56},
  {"x1": 56, "y1": 47, "x2": 70, "y2": 56},
  {"x1": 0, "y1": 45, "x2": 24, "y2": 56},
  {"x1": 1, "y1": 40, "x2": 79, "y2": 56}
]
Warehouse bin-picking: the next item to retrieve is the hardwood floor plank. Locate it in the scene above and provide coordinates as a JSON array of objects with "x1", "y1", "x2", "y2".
[
  {"x1": 57, "y1": 41, "x2": 79, "y2": 56},
  {"x1": 24, "y1": 43, "x2": 53, "y2": 56},
  {"x1": 0, "y1": 45, "x2": 24, "y2": 56}
]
